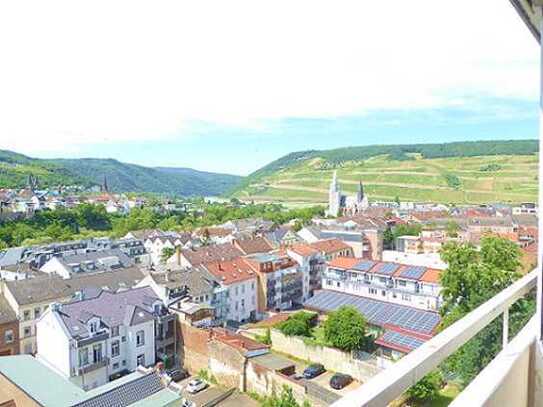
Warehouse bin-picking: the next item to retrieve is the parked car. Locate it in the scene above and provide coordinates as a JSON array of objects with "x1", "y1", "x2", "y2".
[
  {"x1": 186, "y1": 378, "x2": 208, "y2": 394},
  {"x1": 181, "y1": 398, "x2": 195, "y2": 407},
  {"x1": 167, "y1": 368, "x2": 189, "y2": 382},
  {"x1": 330, "y1": 373, "x2": 353, "y2": 390},
  {"x1": 303, "y1": 363, "x2": 326, "y2": 379}
]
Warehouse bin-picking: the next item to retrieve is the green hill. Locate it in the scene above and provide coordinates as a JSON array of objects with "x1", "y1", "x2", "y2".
[
  {"x1": 231, "y1": 140, "x2": 539, "y2": 205},
  {"x1": 0, "y1": 150, "x2": 243, "y2": 197}
]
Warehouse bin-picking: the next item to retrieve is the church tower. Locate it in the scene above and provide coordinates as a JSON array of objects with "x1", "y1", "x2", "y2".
[{"x1": 328, "y1": 171, "x2": 342, "y2": 217}]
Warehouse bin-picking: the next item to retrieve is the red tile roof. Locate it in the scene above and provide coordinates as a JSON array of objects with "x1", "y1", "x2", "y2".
[
  {"x1": 181, "y1": 243, "x2": 243, "y2": 267},
  {"x1": 327, "y1": 257, "x2": 361, "y2": 269},
  {"x1": 212, "y1": 328, "x2": 269, "y2": 353},
  {"x1": 419, "y1": 268, "x2": 441, "y2": 284},
  {"x1": 204, "y1": 257, "x2": 257, "y2": 285},
  {"x1": 311, "y1": 238, "x2": 352, "y2": 254},
  {"x1": 288, "y1": 243, "x2": 319, "y2": 257},
  {"x1": 233, "y1": 237, "x2": 274, "y2": 255}
]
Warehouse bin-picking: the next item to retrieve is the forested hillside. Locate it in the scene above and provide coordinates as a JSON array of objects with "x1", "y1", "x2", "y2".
[{"x1": 0, "y1": 150, "x2": 242, "y2": 196}]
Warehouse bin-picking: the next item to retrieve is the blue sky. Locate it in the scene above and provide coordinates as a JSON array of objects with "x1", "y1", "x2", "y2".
[
  {"x1": 0, "y1": 1, "x2": 539, "y2": 175},
  {"x1": 52, "y1": 97, "x2": 539, "y2": 175}
]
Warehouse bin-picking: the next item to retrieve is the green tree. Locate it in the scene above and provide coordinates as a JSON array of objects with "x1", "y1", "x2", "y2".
[
  {"x1": 278, "y1": 312, "x2": 315, "y2": 337},
  {"x1": 439, "y1": 236, "x2": 534, "y2": 385},
  {"x1": 323, "y1": 306, "x2": 368, "y2": 351},
  {"x1": 74, "y1": 203, "x2": 111, "y2": 230},
  {"x1": 446, "y1": 220, "x2": 460, "y2": 238},
  {"x1": 406, "y1": 371, "x2": 442, "y2": 402},
  {"x1": 160, "y1": 247, "x2": 175, "y2": 263}
]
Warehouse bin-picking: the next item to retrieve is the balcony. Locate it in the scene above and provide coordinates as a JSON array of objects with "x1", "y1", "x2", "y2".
[
  {"x1": 332, "y1": 270, "x2": 540, "y2": 406},
  {"x1": 78, "y1": 357, "x2": 109, "y2": 375}
]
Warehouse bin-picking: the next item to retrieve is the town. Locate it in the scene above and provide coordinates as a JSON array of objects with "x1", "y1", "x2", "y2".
[{"x1": 0, "y1": 172, "x2": 537, "y2": 406}]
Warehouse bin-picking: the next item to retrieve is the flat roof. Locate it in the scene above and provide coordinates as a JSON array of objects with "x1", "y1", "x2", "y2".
[
  {"x1": 0, "y1": 355, "x2": 85, "y2": 406},
  {"x1": 304, "y1": 290, "x2": 440, "y2": 336},
  {"x1": 251, "y1": 352, "x2": 295, "y2": 371}
]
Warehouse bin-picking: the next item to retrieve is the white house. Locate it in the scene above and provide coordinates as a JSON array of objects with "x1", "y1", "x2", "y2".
[
  {"x1": 322, "y1": 257, "x2": 442, "y2": 311},
  {"x1": 35, "y1": 287, "x2": 167, "y2": 390}
]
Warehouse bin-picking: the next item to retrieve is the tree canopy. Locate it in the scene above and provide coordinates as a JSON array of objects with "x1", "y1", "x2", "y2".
[{"x1": 323, "y1": 306, "x2": 368, "y2": 351}]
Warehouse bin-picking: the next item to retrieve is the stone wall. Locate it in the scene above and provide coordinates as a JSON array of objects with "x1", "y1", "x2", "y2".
[
  {"x1": 208, "y1": 340, "x2": 245, "y2": 390},
  {"x1": 270, "y1": 329, "x2": 382, "y2": 382},
  {"x1": 177, "y1": 322, "x2": 211, "y2": 374}
]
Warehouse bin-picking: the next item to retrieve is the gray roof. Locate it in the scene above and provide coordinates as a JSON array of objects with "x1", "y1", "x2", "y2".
[
  {"x1": 513, "y1": 214, "x2": 538, "y2": 227},
  {"x1": 57, "y1": 286, "x2": 159, "y2": 339},
  {"x1": 4, "y1": 267, "x2": 145, "y2": 305},
  {"x1": 0, "y1": 247, "x2": 26, "y2": 267},
  {"x1": 72, "y1": 371, "x2": 166, "y2": 407},
  {"x1": 150, "y1": 267, "x2": 219, "y2": 299},
  {"x1": 57, "y1": 249, "x2": 134, "y2": 273}
]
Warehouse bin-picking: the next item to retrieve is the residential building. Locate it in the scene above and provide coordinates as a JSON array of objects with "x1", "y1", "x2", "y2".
[
  {"x1": 512, "y1": 202, "x2": 538, "y2": 216},
  {"x1": 0, "y1": 295, "x2": 19, "y2": 356},
  {"x1": 40, "y1": 249, "x2": 134, "y2": 279},
  {"x1": 0, "y1": 355, "x2": 182, "y2": 407},
  {"x1": 264, "y1": 226, "x2": 300, "y2": 248},
  {"x1": 203, "y1": 258, "x2": 258, "y2": 322},
  {"x1": 322, "y1": 257, "x2": 442, "y2": 311},
  {"x1": 233, "y1": 237, "x2": 274, "y2": 255},
  {"x1": 171, "y1": 243, "x2": 243, "y2": 268},
  {"x1": 143, "y1": 232, "x2": 193, "y2": 265},
  {"x1": 244, "y1": 252, "x2": 303, "y2": 314},
  {"x1": 286, "y1": 243, "x2": 326, "y2": 300},
  {"x1": 1, "y1": 267, "x2": 145, "y2": 355},
  {"x1": 310, "y1": 238, "x2": 354, "y2": 261},
  {"x1": 138, "y1": 266, "x2": 228, "y2": 325},
  {"x1": 36, "y1": 286, "x2": 173, "y2": 390}
]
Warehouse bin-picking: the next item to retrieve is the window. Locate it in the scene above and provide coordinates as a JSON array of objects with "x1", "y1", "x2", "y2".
[
  {"x1": 113, "y1": 362, "x2": 119, "y2": 370},
  {"x1": 241, "y1": 284, "x2": 245, "y2": 294},
  {"x1": 402, "y1": 294, "x2": 411, "y2": 301},
  {"x1": 136, "y1": 330, "x2": 145, "y2": 347},
  {"x1": 137, "y1": 354, "x2": 145, "y2": 366},
  {"x1": 23, "y1": 327, "x2": 31, "y2": 338},
  {"x1": 89, "y1": 321, "x2": 98, "y2": 333},
  {"x1": 336, "y1": 281, "x2": 340, "y2": 287},
  {"x1": 122, "y1": 360, "x2": 127, "y2": 366},
  {"x1": 251, "y1": 282, "x2": 255, "y2": 290},
  {"x1": 369, "y1": 288, "x2": 377, "y2": 295},
  {"x1": 111, "y1": 340, "x2": 120, "y2": 357},
  {"x1": 4, "y1": 330, "x2": 14, "y2": 344},
  {"x1": 381, "y1": 290, "x2": 386, "y2": 297},
  {"x1": 241, "y1": 299, "x2": 245, "y2": 308},
  {"x1": 235, "y1": 301, "x2": 238, "y2": 311},
  {"x1": 326, "y1": 279, "x2": 332, "y2": 286},
  {"x1": 121, "y1": 336, "x2": 126, "y2": 342},
  {"x1": 34, "y1": 307, "x2": 41, "y2": 319},
  {"x1": 79, "y1": 348, "x2": 89, "y2": 366},
  {"x1": 23, "y1": 310, "x2": 31, "y2": 321},
  {"x1": 398, "y1": 280, "x2": 407, "y2": 287},
  {"x1": 93, "y1": 344, "x2": 103, "y2": 362},
  {"x1": 235, "y1": 287, "x2": 239, "y2": 296},
  {"x1": 111, "y1": 326, "x2": 119, "y2": 337}
]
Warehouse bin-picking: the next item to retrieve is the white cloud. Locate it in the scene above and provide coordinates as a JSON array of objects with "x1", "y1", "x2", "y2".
[{"x1": 0, "y1": 0, "x2": 538, "y2": 154}]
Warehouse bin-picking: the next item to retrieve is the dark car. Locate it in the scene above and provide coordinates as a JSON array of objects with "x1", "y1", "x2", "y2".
[
  {"x1": 303, "y1": 363, "x2": 326, "y2": 379},
  {"x1": 167, "y1": 368, "x2": 189, "y2": 382},
  {"x1": 330, "y1": 373, "x2": 353, "y2": 390}
]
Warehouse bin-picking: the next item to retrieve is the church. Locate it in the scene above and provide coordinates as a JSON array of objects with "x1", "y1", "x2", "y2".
[{"x1": 327, "y1": 171, "x2": 369, "y2": 217}]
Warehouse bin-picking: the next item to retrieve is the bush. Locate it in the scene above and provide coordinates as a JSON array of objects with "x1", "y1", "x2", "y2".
[
  {"x1": 278, "y1": 312, "x2": 316, "y2": 337},
  {"x1": 323, "y1": 306, "x2": 368, "y2": 351},
  {"x1": 406, "y1": 371, "x2": 443, "y2": 402}
]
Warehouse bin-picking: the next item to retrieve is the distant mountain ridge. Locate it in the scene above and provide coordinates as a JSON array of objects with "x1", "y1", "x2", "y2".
[{"x1": 0, "y1": 150, "x2": 243, "y2": 197}]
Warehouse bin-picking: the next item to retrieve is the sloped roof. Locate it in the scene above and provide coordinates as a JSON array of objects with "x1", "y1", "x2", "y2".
[
  {"x1": 311, "y1": 238, "x2": 351, "y2": 254},
  {"x1": 234, "y1": 237, "x2": 274, "y2": 255},
  {"x1": 5, "y1": 267, "x2": 144, "y2": 305},
  {"x1": 204, "y1": 257, "x2": 257, "y2": 285},
  {"x1": 180, "y1": 243, "x2": 243, "y2": 267}
]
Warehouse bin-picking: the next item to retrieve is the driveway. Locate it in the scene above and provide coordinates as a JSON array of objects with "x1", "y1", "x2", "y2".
[
  {"x1": 177, "y1": 376, "x2": 229, "y2": 406},
  {"x1": 309, "y1": 371, "x2": 361, "y2": 397}
]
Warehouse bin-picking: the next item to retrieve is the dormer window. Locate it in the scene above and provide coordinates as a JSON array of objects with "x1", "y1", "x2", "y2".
[{"x1": 89, "y1": 322, "x2": 97, "y2": 333}]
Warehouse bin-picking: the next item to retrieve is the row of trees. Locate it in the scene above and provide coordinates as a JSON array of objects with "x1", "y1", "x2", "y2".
[{"x1": 0, "y1": 202, "x2": 324, "y2": 248}]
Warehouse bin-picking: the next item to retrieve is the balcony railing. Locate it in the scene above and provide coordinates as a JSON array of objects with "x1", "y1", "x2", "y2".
[
  {"x1": 78, "y1": 357, "x2": 109, "y2": 375},
  {"x1": 333, "y1": 269, "x2": 538, "y2": 406}
]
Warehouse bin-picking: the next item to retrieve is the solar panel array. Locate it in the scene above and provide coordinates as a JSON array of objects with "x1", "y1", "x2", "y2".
[
  {"x1": 373, "y1": 262, "x2": 399, "y2": 276},
  {"x1": 379, "y1": 330, "x2": 425, "y2": 351},
  {"x1": 352, "y1": 260, "x2": 375, "y2": 272},
  {"x1": 399, "y1": 265, "x2": 427, "y2": 280},
  {"x1": 304, "y1": 290, "x2": 440, "y2": 335}
]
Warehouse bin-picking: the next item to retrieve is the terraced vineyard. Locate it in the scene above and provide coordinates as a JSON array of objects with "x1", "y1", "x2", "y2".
[{"x1": 233, "y1": 154, "x2": 538, "y2": 205}]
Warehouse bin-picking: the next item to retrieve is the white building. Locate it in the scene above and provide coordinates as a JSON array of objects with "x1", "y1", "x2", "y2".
[
  {"x1": 203, "y1": 258, "x2": 258, "y2": 322},
  {"x1": 322, "y1": 257, "x2": 442, "y2": 311},
  {"x1": 36, "y1": 287, "x2": 170, "y2": 390},
  {"x1": 144, "y1": 233, "x2": 192, "y2": 266}
]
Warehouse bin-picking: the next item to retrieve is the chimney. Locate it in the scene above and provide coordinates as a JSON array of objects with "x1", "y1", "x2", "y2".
[{"x1": 175, "y1": 246, "x2": 181, "y2": 266}]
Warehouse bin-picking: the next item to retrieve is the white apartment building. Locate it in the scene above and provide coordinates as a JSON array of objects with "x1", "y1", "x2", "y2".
[
  {"x1": 144, "y1": 234, "x2": 192, "y2": 265},
  {"x1": 286, "y1": 244, "x2": 326, "y2": 301},
  {"x1": 36, "y1": 287, "x2": 168, "y2": 390},
  {"x1": 323, "y1": 257, "x2": 442, "y2": 311},
  {"x1": 203, "y1": 258, "x2": 258, "y2": 322}
]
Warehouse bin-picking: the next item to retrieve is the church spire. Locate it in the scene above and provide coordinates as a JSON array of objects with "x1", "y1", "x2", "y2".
[{"x1": 102, "y1": 175, "x2": 109, "y2": 193}]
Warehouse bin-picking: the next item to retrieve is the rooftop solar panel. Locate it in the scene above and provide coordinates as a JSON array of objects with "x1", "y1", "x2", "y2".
[
  {"x1": 378, "y1": 330, "x2": 425, "y2": 351},
  {"x1": 352, "y1": 260, "x2": 375, "y2": 272},
  {"x1": 373, "y1": 262, "x2": 399, "y2": 276},
  {"x1": 399, "y1": 265, "x2": 427, "y2": 280},
  {"x1": 304, "y1": 290, "x2": 440, "y2": 335}
]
